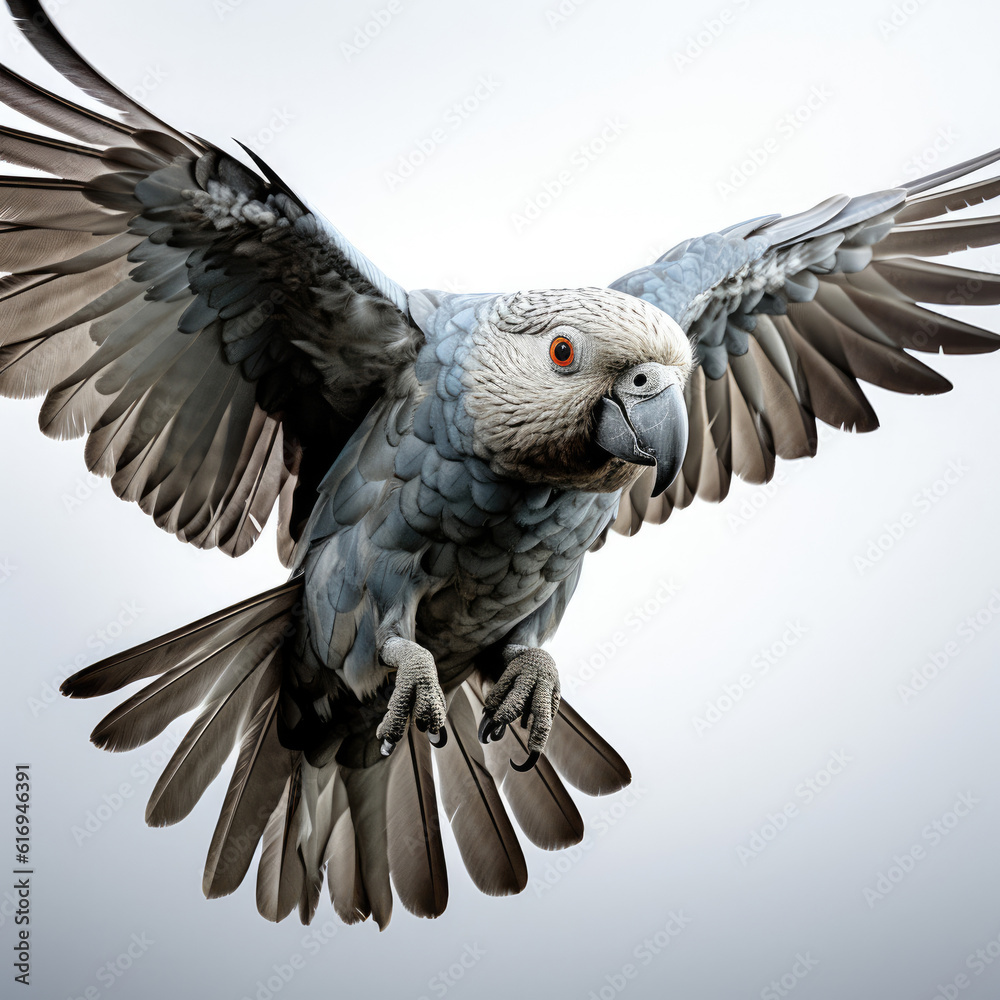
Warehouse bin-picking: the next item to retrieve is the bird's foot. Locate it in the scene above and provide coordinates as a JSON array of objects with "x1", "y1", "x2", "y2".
[
  {"x1": 480, "y1": 645, "x2": 560, "y2": 772},
  {"x1": 376, "y1": 637, "x2": 448, "y2": 758}
]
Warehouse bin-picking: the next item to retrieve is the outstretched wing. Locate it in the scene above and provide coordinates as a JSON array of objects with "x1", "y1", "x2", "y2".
[
  {"x1": 0, "y1": 1, "x2": 419, "y2": 564},
  {"x1": 606, "y1": 148, "x2": 1000, "y2": 535}
]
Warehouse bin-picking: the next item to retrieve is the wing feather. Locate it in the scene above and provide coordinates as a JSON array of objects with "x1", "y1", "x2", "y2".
[
  {"x1": 609, "y1": 147, "x2": 1000, "y2": 533},
  {"x1": 0, "y1": 5, "x2": 418, "y2": 565}
]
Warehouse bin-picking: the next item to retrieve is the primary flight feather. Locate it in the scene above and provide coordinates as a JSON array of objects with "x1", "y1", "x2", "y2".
[{"x1": 3, "y1": 0, "x2": 999, "y2": 927}]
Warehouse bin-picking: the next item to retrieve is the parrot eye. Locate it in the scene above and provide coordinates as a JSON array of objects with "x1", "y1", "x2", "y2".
[{"x1": 550, "y1": 336, "x2": 574, "y2": 367}]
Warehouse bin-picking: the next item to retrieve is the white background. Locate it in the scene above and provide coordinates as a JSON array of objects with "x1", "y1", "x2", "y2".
[{"x1": 3, "y1": 0, "x2": 1000, "y2": 998}]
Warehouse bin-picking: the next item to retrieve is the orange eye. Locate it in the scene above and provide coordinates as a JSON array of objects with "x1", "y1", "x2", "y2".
[{"x1": 550, "y1": 336, "x2": 574, "y2": 367}]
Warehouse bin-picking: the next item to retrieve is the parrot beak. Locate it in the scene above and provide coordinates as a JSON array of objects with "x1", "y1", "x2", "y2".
[{"x1": 594, "y1": 364, "x2": 689, "y2": 497}]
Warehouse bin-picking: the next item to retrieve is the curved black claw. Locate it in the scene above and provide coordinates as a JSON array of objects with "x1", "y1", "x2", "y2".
[
  {"x1": 427, "y1": 725, "x2": 448, "y2": 748},
  {"x1": 415, "y1": 717, "x2": 428, "y2": 732},
  {"x1": 478, "y1": 710, "x2": 494, "y2": 744},
  {"x1": 380, "y1": 737, "x2": 396, "y2": 758},
  {"x1": 478, "y1": 710, "x2": 507, "y2": 744},
  {"x1": 510, "y1": 749, "x2": 540, "y2": 773}
]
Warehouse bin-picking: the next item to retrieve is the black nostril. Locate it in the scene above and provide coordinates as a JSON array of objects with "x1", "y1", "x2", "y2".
[{"x1": 633, "y1": 373, "x2": 647, "y2": 387}]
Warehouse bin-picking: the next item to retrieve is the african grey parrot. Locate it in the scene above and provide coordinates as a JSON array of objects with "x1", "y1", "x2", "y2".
[{"x1": 4, "y1": 0, "x2": 1000, "y2": 927}]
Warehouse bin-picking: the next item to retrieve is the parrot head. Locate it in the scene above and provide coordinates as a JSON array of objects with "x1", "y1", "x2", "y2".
[{"x1": 411, "y1": 286, "x2": 692, "y2": 496}]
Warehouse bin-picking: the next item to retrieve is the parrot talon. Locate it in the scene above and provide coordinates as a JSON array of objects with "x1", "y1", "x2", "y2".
[
  {"x1": 484, "y1": 645, "x2": 561, "y2": 764},
  {"x1": 510, "y1": 750, "x2": 540, "y2": 772},
  {"x1": 427, "y1": 725, "x2": 448, "y2": 748},
  {"x1": 375, "y1": 637, "x2": 447, "y2": 757}
]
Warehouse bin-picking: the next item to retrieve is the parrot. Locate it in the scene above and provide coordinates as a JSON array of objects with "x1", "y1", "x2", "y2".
[{"x1": 2, "y1": 0, "x2": 1000, "y2": 928}]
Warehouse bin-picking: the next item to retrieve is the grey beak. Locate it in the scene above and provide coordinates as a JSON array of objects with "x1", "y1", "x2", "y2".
[{"x1": 594, "y1": 364, "x2": 689, "y2": 497}]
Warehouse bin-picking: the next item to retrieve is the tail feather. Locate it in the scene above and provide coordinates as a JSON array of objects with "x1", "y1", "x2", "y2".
[
  {"x1": 145, "y1": 650, "x2": 280, "y2": 827},
  {"x1": 296, "y1": 766, "x2": 341, "y2": 925},
  {"x1": 435, "y1": 691, "x2": 528, "y2": 897},
  {"x1": 545, "y1": 699, "x2": 632, "y2": 796},
  {"x1": 256, "y1": 768, "x2": 306, "y2": 923},
  {"x1": 89, "y1": 628, "x2": 269, "y2": 752},
  {"x1": 483, "y1": 727, "x2": 585, "y2": 851},
  {"x1": 343, "y1": 765, "x2": 393, "y2": 930},
  {"x1": 61, "y1": 582, "x2": 631, "y2": 924},
  {"x1": 60, "y1": 580, "x2": 301, "y2": 698},
  {"x1": 87, "y1": 602, "x2": 295, "y2": 753},
  {"x1": 327, "y1": 808, "x2": 371, "y2": 925},
  {"x1": 466, "y1": 679, "x2": 584, "y2": 850},
  {"x1": 202, "y1": 686, "x2": 295, "y2": 899},
  {"x1": 386, "y1": 727, "x2": 448, "y2": 918}
]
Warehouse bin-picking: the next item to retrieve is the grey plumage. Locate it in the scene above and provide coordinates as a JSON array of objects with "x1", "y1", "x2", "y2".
[{"x1": 4, "y1": 0, "x2": 1000, "y2": 931}]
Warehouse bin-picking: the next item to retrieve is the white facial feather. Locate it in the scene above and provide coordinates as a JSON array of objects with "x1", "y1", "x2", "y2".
[{"x1": 461, "y1": 287, "x2": 692, "y2": 491}]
